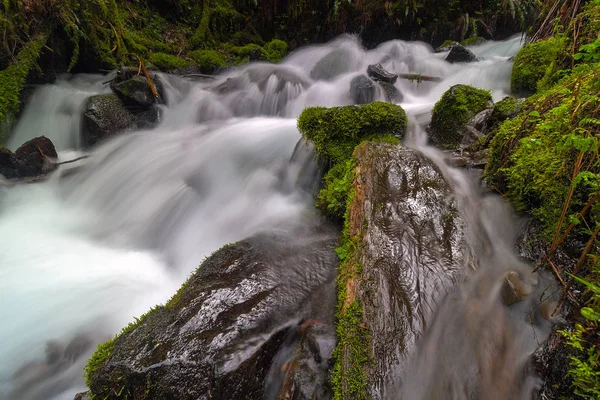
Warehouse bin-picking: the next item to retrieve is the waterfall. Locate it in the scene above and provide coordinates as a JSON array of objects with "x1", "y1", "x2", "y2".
[{"x1": 0, "y1": 33, "x2": 550, "y2": 400}]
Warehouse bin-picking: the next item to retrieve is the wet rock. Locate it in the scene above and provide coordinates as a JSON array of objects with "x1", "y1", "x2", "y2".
[
  {"x1": 501, "y1": 271, "x2": 535, "y2": 305},
  {"x1": 310, "y1": 48, "x2": 355, "y2": 81},
  {"x1": 86, "y1": 224, "x2": 340, "y2": 400},
  {"x1": 429, "y1": 84, "x2": 493, "y2": 150},
  {"x1": 378, "y1": 81, "x2": 403, "y2": 102},
  {"x1": 1, "y1": 136, "x2": 58, "y2": 179},
  {"x1": 445, "y1": 44, "x2": 478, "y2": 63},
  {"x1": 367, "y1": 63, "x2": 398, "y2": 83},
  {"x1": 449, "y1": 148, "x2": 488, "y2": 169},
  {"x1": 111, "y1": 76, "x2": 157, "y2": 109},
  {"x1": 113, "y1": 66, "x2": 166, "y2": 101},
  {"x1": 74, "y1": 393, "x2": 91, "y2": 400},
  {"x1": 349, "y1": 74, "x2": 377, "y2": 104},
  {"x1": 81, "y1": 94, "x2": 160, "y2": 148},
  {"x1": 334, "y1": 142, "x2": 469, "y2": 399}
]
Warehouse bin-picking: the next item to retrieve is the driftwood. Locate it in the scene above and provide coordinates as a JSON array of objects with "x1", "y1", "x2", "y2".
[
  {"x1": 182, "y1": 73, "x2": 217, "y2": 80},
  {"x1": 396, "y1": 73, "x2": 442, "y2": 83},
  {"x1": 0, "y1": 156, "x2": 89, "y2": 187}
]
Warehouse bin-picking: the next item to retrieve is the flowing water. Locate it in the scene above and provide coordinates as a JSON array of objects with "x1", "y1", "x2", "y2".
[{"x1": 0, "y1": 33, "x2": 555, "y2": 399}]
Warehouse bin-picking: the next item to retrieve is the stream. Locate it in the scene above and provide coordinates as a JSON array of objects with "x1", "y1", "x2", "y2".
[{"x1": 0, "y1": 34, "x2": 554, "y2": 399}]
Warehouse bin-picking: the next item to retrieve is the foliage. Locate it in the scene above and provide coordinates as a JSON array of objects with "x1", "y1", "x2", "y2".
[
  {"x1": 460, "y1": 36, "x2": 485, "y2": 47},
  {"x1": 188, "y1": 49, "x2": 226, "y2": 73},
  {"x1": 317, "y1": 159, "x2": 355, "y2": 221},
  {"x1": 147, "y1": 52, "x2": 192, "y2": 71},
  {"x1": 429, "y1": 84, "x2": 492, "y2": 149},
  {"x1": 510, "y1": 36, "x2": 569, "y2": 96},
  {"x1": 298, "y1": 102, "x2": 407, "y2": 165},
  {"x1": 560, "y1": 271, "x2": 600, "y2": 399},
  {"x1": 263, "y1": 39, "x2": 288, "y2": 62}
]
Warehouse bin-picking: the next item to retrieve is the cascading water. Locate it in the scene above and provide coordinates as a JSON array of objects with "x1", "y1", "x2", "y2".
[{"x1": 0, "y1": 33, "x2": 553, "y2": 399}]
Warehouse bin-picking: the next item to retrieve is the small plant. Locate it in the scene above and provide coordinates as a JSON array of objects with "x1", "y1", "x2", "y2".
[{"x1": 574, "y1": 38, "x2": 600, "y2": 63}]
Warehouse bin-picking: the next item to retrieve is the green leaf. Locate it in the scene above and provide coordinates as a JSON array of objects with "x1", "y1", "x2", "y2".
[
  {"x1": 580, "y1": 307, "x2": 600, "y2": 321},
  {"x1": 569, "y1": 273, "x2": 600, "y2": 294}
]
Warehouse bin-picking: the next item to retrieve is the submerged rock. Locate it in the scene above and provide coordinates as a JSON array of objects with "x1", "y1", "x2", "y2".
[
  {"x1": 445, "y1": 44, "x2": 478, "y2": 63},
  {"x1": 310, "y1": 48, "x2": 355, "y2": 81},
  {"x1": 428, "y1": 84, "x2": 493, "y2": 150},
  {"x1": 367, "y1": 63, "x2": 398, "y2": 83},
  {"x1": 86, "y1": 224, "x2": 340, "y2": 400},
  {"x1": 333, "y1": 142, "x2": 469, "y2": 399},
  {"x1": 378, "y1": 81, "x2": 403, "y2": 103},
  {"x1": 349, "y1": 74, "x2": 377, "y2": 104},
  {"x1": 81, "y1": 94, "x2": 160, "y2": 148}
]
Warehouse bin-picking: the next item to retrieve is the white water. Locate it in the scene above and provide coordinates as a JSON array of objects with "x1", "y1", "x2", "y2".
[{"x1": 0, "y1": 34, "x2": 531, "y2": 399}]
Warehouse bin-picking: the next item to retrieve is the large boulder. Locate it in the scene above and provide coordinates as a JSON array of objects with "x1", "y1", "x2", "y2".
[
  {"x1": 428, "y1": 84, "x2": 493, "y2": 149},
  {"x1": 111, "y1": 76, "x2": 157, "y2": 109},
  {"x1": 349, "y1": 74, "x2": 376, "y2": 104},
  {"x1": 332, "y1": 142, "x2": 470, "y2": 399},
  {"x1": 81, "y1": 94, "x2": 159, "y2": 148},
  {"x1": 85, "y1": 224, "x2": 340, "y2": 400},
  {"x1": 367, "y1": 63, "x2": 397, "y2": 83},
  {"x1": 445, "y1": 44, "x2": 478, "y2": 63}
]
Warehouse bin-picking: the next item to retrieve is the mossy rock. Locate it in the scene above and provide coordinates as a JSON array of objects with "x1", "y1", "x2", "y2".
[
  {"x1": 111, "y1": 76, "x2": 156, "y2": 108},
  {"x1": 428, "y1": 85, "x2": 492, "y2": 150},
  {"x1": 188, "y1": 49, "x2": 226, "y2": 73},
  {"x1": 510, "y1": 37, "x2": 568, "y2": 97},
  {"x1": 487, "y1": 96, "x2": 523, "y2": 135},
  {"x1": 298, "y1": 102, "x2": 407, "y2": 165},
  {"x1": 263, "y1": 39, "x2": 288, "y2": 63},
  {"x1": 436, "y1": 40, "x2": 459, "y2": 52}
]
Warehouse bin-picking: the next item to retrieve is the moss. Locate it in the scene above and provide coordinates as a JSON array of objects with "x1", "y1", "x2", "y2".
[
  {"x1": 188, "y1": 49, "x2": 226, "y2": 73},
  {"x1": 85, "y1": 338, "x2": 115, "y2": 388},
  {"x1": 147, "y1": 52, "x2": 192, "y2": 71},
  {"x1": 460, "y1": 36, "x2": 485, "y2": 47},
  {"x1": 487, "y1": 63, "x2": 600, "y2": 238},
  {"x1": 428, "y1": 84, "x2": 492, "y2": 149},
  {"x1": 0, "y1": 33, "x2": 47, "y2": 142},
  {"x1": 298, "y1": 102, "x2": 407, "y2": 165},
  {"x1": 263, "y1": 39, "x2": 288, "y2": 62},
  {"x1": 436, "y1": 40, "x2": 458, "y2": 51},
  {"x1": 510, "y1": 37, "x2": 569, "y2": 96}
]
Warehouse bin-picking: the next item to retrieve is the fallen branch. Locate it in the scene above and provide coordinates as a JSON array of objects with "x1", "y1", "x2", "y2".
[
  {"x1": 57, "y1": 155, "x2": 89, "y2": 165},
  {"x1": 396, "y1": 73, "x2": 442, "y2": 83},
  {"x1": 182, "y1": 73, "x2": 217, "y2": 80}
]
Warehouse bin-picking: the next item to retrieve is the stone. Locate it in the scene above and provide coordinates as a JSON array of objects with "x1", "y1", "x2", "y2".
[
  {"x1": 310, "y1": 48, "x2": 355, "y2": 81},
  {"x1": 349, "y1": 74, "x2": 377, "y2": 104},
  {"x1": 86, "y1": 224, "x2": 340, "y2": 400},
  {"x1": 334, "y1": 142, "x2": 470, "y2": 399},
  {"x1": 367, "y1": 63, "x2": 398, "y2": 83},
  {"x1": 445, "y1": 44, "x2": 478, "y2": 63},
  {"x1": 501, "y1": 271, "x2": 534, "y2": 305}
]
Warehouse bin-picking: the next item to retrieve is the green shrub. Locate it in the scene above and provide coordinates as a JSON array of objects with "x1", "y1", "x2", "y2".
[
  {"x1": 460, "y1": 36, "x2": 485, "y2": 47},
  {"x1": 263, "y1": 39, "x2": 288, "y2": 62}
]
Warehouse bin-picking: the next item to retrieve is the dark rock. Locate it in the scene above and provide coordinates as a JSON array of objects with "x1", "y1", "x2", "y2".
[
  {"x1": 378, "y1": 81, "x2": 403, "y2": 102},
  {"x1": 74, "y1": 393, "x2": 91, "y2": 400},
  {"x1": 436, "y1": 41, "x2": 459, "y2": 52},
  {"x1": 111, "y1": 76, "x2": 157, "y2": 109},
  {"x1": 349, "y1": 74, "x2": 377, "y2": 104},
  {"x1": 81, "y1": 94, "x2": 160, "y2": 148},
  {"x1": 310, "y1": 48, "x2": 355, "y2": 81},
  {"x1": 249, "y1": 48, "x2": 263, "y2": 61},
  {"x1": 0, "y1": 147, "x2": 19, "y2": 179},
  {"x1": 335, "y1": 142, "x2": 470, "y2": 399},
  {"x1": 87, "y1": 224, "x2": 340, "y2": 400},
  {"x1": 113, "y1": 67, "x2": 166, "y2": 102},
  {"x1": 367, "y1": 63, "x2": 398, "y2": 83},
  {"x1": 445, "y1": 44, "x2": 478, "y2": 63},
  {"x1": 500, "y1": 271, "x2": 535, "y2": 305},
  {"x1": 211, "y1": 77, "x2": 244, "y2": 94}
]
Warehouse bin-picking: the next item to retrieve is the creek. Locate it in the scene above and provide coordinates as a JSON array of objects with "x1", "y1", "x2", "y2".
[{"x1": 0, "y1": 34, "x2": 555, "y2": 399}]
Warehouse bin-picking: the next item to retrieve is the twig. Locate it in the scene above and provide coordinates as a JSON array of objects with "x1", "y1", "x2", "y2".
[
  {"x1": 182, "y1": 73, "x2": 217, "y2": 80},
  {"x1": 57, "y1": 155, "x2": 89, "y2": 165}
]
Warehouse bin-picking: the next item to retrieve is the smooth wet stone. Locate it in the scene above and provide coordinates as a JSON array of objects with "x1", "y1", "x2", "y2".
[
  {"x1": 86, "y1": 224, "x2": 340, "y2": 400},
  {"x1": 501, "y1": 271, "x2": 534, "y2": 305},
  {"x1": 367, "y1": 63, "x2": 398, "y2": 83},
  {"x1": 445, "y1": 44, "x2": 478, "y2": 63},
  {"x1": 310, "y1": 48, "x2": 355, "y2": 81},
  {"x1": 1, "y1": 136, "x2": 57, "y2": 179},
  {"x1": 378, "y1": 81, "x2": 403, "y2": 102},
  {"x1": 111, "y1": 76, "x2": 157, "y2": 109}
]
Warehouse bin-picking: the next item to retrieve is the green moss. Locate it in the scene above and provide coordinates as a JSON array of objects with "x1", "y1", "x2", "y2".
[
  {"x1": 188, "y1": 49, "x2": 226, "y2": 73},
  {"x1": 263, "y1": 39, "x2": 288, "y2": 62},
  {"x1": 148, "y1": 52, "x2": 192, "y2": 71},
  {"x1": 436, "y1": 40, "x2": 458, "y2": 51},
  {"x1": 429, "y1": 84, "x2": 492, "y2": 149},
  {"x1": 84, "y1": 338, "x2": 115, "y2": 388},
  {"x1": 0, "y1": 33, "x2": 47, "y2": 142},
  {"x1": 510, "y1": 37, "x2": 569, "y2": 96},
  {"x1": 298, "y1": 102, "x2": 407, "y2": 165},
  {"x1": 460, "y1": 36, "x2": 485, "y2": 47}
]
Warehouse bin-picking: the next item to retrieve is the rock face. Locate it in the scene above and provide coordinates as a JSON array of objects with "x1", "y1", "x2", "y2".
[
  {"x1": 0, "y1": 136, "x2": 57, "y2": 179},
  {"x1": 349, "y1": 74, "x2": 376, "y2": 104},
  {"x1": 310, "y1": 48, "x2": 355, "y2": 81},
  {"x1": 428, "y1": 84, "x2": 493, "y2": 150},
  {"x1": 86, "y1": 224, "x2": 340, "y2": 400},
  {"x1": 367, "y1": 63, "x2": 397, "y2": 83},
  {"x1": 445, "y1": 44, "x2": 478, "y2": 63},
  {"x1": 81, "y1": 94, "x2": 160, "y2": 148},
  {"x1": 378, "y1": 81, "x2": 403, "y2": 102},
  {"x1": 333, "y1": 142, "x2": 469, "y2": 399}
]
